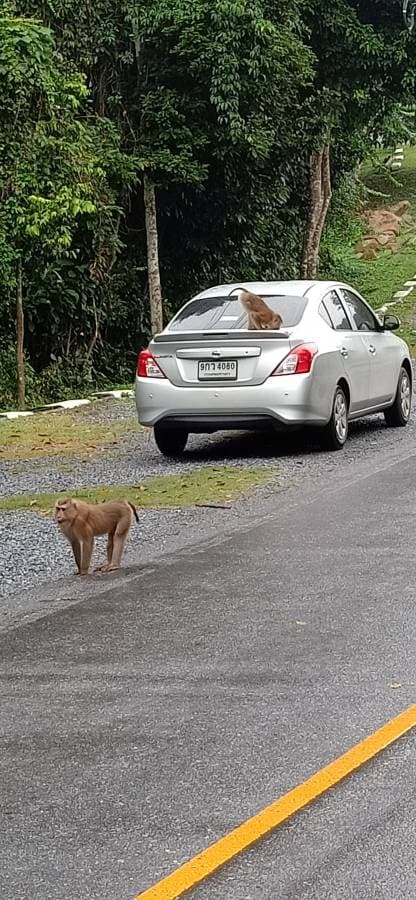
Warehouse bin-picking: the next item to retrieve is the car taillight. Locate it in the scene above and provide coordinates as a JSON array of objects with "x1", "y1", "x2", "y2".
[
  {"x1": 271, "y1": 343, "x2": 318, "y2": 376},
  {"x1": 137, "y1": 349, "x2": 166, "y2": 378}
]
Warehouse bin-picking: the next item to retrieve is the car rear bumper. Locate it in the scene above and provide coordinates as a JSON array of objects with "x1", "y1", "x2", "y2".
[{"x1": 135, "y1": 375, "x2": 331, "y2": 430}]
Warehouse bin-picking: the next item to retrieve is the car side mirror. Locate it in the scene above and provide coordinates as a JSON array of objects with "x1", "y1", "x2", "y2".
[{"x1": 382, "y1": 314, "x2": 401, "y2": 331}]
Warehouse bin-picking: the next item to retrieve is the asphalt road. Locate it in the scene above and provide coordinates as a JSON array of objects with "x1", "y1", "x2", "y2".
[
  {"x1": 191, "y1": 732, "x2": 416, "y2": 900},
  {"x1": 3, "y1": 398, "x2": 416, "y2": 599},
  {"x1": 1, "y1": 433, "x2": 416, "y2": 899}
]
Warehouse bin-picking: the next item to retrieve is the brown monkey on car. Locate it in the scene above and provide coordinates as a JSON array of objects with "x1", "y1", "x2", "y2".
[
  {"x1": 54, "y1": 498, "x2": 139, "y2": 575},
  {"x1": 238, "y1": 289, "x2": 283, "y2": 331}
]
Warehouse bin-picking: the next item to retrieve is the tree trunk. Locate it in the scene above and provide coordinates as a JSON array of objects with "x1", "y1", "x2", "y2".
[
  {"x1": 143, "y1": 171, "x2": 163, "y2": 335},
  {"x1": 300, "y1": 144, "x2": 332, "y2": 279},
  {"x1": 133, "y1": 34, "x2": 163, "y2": 335},
  {"x1": 16, "y1": 256, "x2": 25, "y2": 410}
]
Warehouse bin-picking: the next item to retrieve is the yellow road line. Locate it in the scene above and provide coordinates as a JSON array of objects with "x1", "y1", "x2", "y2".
[{"x1": 135, "y1": 705, "x2": 416, "y2": 900}]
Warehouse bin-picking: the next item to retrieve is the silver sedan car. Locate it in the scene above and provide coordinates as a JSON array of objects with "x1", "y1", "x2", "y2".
[{"x1": 135, "y1": 280, "x2": 412, "y2": 456}]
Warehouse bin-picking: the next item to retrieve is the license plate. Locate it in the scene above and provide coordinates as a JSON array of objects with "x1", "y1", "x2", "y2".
[{"x1": 198, "y1": 359, "x2": 237, "y2": 380}]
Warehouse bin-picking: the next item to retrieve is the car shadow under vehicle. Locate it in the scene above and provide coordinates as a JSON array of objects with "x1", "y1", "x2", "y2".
[{"x1": 182, "y1": 415, "x2": 388, "y2": 462}]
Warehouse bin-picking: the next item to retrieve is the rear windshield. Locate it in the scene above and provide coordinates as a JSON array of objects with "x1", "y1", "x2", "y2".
[{"x1": 167, "y1": 294, "x2": 307, "y2": 332}]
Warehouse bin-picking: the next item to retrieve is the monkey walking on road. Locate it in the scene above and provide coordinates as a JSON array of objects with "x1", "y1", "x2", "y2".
[{"x1": 54, "y1": 498, "x2": 139, "y2": 576}]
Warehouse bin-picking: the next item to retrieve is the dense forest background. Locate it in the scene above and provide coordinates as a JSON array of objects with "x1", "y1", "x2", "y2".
[{"x1": 1, "y1": 0, "x2": 416, "y2": 408}]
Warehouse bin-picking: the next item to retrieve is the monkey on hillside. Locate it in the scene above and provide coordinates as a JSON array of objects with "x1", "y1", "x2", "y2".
[
  {"x1": 54, "y1": 498, "x2": 139, "y2": 575},
  {"x1": 238, "y1": 289, "x2": 283, "y2": 331}
]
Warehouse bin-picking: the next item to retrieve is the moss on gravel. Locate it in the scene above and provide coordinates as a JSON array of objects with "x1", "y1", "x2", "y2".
[
  {"x1": 0, "y1": 410, "x2": 139, "y2": 461},
  {"x1": 0, "y1": 466, "x2": 278, "y2": 513}
]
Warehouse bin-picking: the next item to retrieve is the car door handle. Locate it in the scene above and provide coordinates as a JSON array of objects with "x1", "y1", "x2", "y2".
[
  {"x1": 368, "y1": 345, "x2": 376, "y2": 354},
  {"x1": 340, "y1": 347, "x2": 349, "y2": 358}
]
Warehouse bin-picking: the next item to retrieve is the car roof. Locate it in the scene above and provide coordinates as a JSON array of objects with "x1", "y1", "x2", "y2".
[{"x1": 194, "y1": 280, "x2": 339, "y2": 299}]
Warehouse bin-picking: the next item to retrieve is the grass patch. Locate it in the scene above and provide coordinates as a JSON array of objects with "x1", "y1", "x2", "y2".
[
  {"x1": 0, "y1": 410, "x2": 138, "y2": 461},
  {"x1": 0, "y1": 466, "x2": 278, "y2": 513},
  {"x1": 102, "y1": 382, "x2": 134, "y2": 392},
  {"x1": 354, "y1": 147, "x2": 416, "y2": 355},
  {"x1": 324, "y1": 146, "x2": 416, "y2": 356},
  {"x1": 346, "y1": 238, "x2": 416, "y2": 310},
  {"x1": 361, "y1": 145, "x2": 416, "y2": 208}
]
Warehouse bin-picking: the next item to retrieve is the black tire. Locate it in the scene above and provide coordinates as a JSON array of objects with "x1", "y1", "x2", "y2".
[
  {"x1": 154, "y1": 424, "x2": 188, "y2": 457},
  {"x1": 318, "y1": 385, "x2": 348, "y2": 451},
  {"x1": 384, "y1": 366, "x2": 411, "y2": 428}
]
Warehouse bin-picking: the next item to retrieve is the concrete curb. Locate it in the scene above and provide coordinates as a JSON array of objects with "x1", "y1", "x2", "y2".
[
  {"x1": 0, "y1": 389, "x2": 134, "y2": 420},
  {"x1": 386, "y1": 147, "x2": 404, "y2": 172},
  {"x1": 376, "y1": 273, "x2": 416, "y2": 319}
]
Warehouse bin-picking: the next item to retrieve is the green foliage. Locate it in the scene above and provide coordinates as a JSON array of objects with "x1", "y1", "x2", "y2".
[
  {"x1": 304, "y1": 0, "x2": 416, "y2": 226},
  {"x1": 0, "y1": 17, "x2": 101, "y2": 261},
  {"x1": 320, "y1": 174, "x2": 365, "y2": 282},
  {"x1": 0, "y1": 0, "x2": 415, "y2": 408},
  {"x1": 0, "y1": 12, "x2": 131, "y2": 407}
]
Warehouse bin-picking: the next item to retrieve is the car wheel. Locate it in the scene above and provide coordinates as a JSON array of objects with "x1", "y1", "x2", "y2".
[
  {"x1": 318, "y1": 385, "x2": 348, "y2": 451},
  {"x1": 154, "y1": 424, "x2": 188, "y2": 457},
  {"x1": 384, "y1": 366, "x2": 411, "y2": 427}
]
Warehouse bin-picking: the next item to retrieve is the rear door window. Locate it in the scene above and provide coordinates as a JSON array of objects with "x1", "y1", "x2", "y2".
[{"x1": 321, "y1": 290, "x2": 351, "y2": 331}]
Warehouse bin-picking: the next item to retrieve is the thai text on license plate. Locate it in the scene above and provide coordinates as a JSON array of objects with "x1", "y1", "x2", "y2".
[{"x1": 198, "y1": 360, "x2": 237, "y2": 380}]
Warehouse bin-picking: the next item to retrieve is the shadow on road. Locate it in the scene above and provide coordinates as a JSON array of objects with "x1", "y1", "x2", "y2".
[{"x1": 183, "y1": 415, "x2": 387, "y2": 463}]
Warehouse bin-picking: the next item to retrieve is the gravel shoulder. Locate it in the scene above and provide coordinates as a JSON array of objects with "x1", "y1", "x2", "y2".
[{"x1": 1, "y1": 393, "x2": 416, "y2": 619}]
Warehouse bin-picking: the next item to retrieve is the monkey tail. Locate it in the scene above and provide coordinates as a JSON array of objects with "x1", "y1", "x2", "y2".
[
  {"x1": 229, "y1": 286, "x2": 246, "y2": 297},
  {"x1": 128, "y1": 502, "x2": 139, "y2": 523}
]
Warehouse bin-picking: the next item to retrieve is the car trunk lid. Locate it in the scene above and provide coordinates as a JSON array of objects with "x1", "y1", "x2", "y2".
[{"x1": 150, "y1": 331, "x2": 295, "y2": 387}]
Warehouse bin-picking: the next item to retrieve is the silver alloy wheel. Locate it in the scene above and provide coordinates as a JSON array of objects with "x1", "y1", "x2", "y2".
[
  {"x1": 334, "y1": 391, "x2": 347, "y2": 442},
  {"x1": 400, "y1": 371, "x2": 411, "y2": 420}
]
